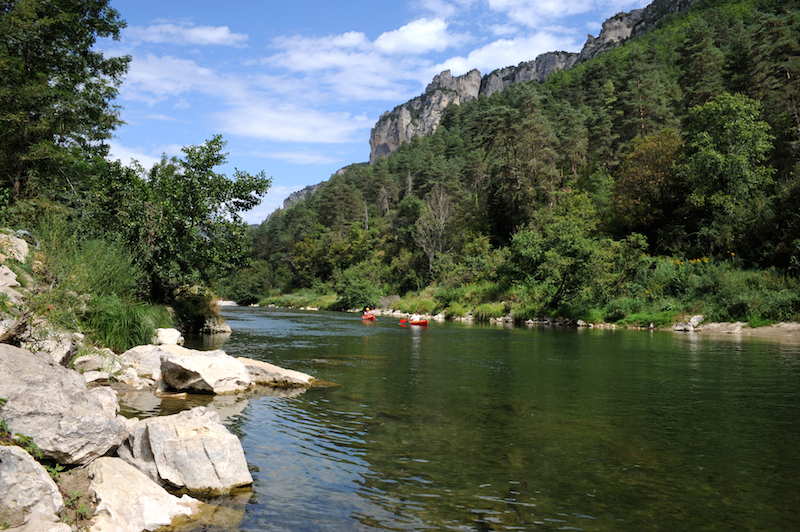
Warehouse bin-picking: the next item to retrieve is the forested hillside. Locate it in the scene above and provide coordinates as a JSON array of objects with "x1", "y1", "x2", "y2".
[{"x1": 226, "y1": 0, "x2": 800, "y2": 326}]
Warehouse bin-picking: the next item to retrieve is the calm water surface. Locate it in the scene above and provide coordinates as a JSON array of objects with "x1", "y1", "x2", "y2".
[{"x1": 124, "y1": 306, "x2": 800, "y2": 531}]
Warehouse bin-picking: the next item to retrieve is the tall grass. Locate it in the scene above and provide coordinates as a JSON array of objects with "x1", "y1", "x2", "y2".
[
  {"x1": 22, "y1": 201, "x2": 173, "y2": 351},
  {"x1": 86, "y1": 295, "x2": 172, "y2": 352}
]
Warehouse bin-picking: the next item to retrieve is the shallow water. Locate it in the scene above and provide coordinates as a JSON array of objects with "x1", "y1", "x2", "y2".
[{"x1": 123, "y1": 307, "x2": 800, "y2": 531}]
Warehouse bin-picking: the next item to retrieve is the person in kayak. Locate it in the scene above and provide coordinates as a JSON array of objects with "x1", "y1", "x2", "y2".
[
  {"x1": 364, "y1": 307, "x2": 375, "y2": 319},
  {"x1": 410, "y1": 312, "x2": 420, "y2": 322}
]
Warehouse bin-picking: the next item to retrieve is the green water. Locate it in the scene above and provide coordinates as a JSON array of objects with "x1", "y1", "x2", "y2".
[{"x1": 128, "y1": 306, "x2": 800, "y2": 531}]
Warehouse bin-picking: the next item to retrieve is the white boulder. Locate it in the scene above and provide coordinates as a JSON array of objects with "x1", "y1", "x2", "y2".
[
  {"x1": 0, "y1": 345, "x2": 128, "y2": 465},
  {"x1": 117, "y1": 407, "x2": 252, "y2": 496},
  {"x1": 119, "y1": 345, "x2": 169, "y2": 379},
  {"x1": 154, "y1": 327, "x2": 184, "y2": 346},
  {"x1": 87, "y1": 457, "x2": 202, "y2": 532},
  {"x1": 160, "y1": 345, "x2": 250, "y2": 394},
  {"x1": 0, "y1": 446, "x2": 64, "y2": 529}
]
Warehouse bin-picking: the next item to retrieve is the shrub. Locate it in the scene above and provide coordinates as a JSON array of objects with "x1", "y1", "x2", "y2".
[
  {"x1": 603, "y1": 297, "x2": 642, "y2": 322},
  {"x1": 473, "y1": 303, "x2": 506, "y2": 321},
  {"x1": 445, "y1": 302, "x2": 469, "y2": 318}
]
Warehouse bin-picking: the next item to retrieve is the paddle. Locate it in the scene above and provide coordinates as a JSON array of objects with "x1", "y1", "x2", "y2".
[{"x1": 399, "y1": 319, "x2": 408, "y2": 323}]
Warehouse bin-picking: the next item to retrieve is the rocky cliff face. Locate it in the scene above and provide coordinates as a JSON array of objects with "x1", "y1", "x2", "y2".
[
  {"x1": 369, "y1": 70, "x2": 480, "y2": 163},
  {"x1": 283, "y1": 182, "x2": 324, "y2": 209},
  {"x1": 368, "y1": 0, "x2": 699, "y2": 163}
]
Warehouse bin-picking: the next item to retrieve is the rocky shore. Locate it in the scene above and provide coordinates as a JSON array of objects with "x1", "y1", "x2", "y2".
[{"x1": 0, "y1": 232, "x2": 322, "y2": 532}]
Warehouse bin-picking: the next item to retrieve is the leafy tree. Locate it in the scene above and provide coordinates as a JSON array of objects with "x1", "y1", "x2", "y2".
[
  {"x1": 0, "y1": 0, "x2": 129, "y2": 200},
  {"x1": 613, "y1": 128, "x2": 685, "y2": 247},
  {"x1": 508, "y1": 192, "x2": 605, "y2": 310},
  {"x1": 681, "y1": 93, "x2": 775, "y2": 256},
  {"x1": 104, "y1": 136, "x2": 271, "y2": 301}
]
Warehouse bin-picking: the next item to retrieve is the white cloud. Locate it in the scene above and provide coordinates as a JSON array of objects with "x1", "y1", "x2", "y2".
[
  {"x1": 486, "y1": 0, "x2": 649, "y2": 28},
  {"x1": 106, "y1": 141, "x2": 163, "y2": 169},
  {"x1": 124, "y1": 23, "x2": 248, "y2": 47},
  {"x1": 216, "y1": 102, "x2": 372, "y2": 144},
  {"x1": 120, "y1": 54, "x2": 247, "y2": 104},
  {"x1": 374, "y1": 18, "x2": 468, "y2": 54},
  {"x1": 248, "y1": 151, "x2": 341, "y2": 165},
  {"x1": 434, "y1": 31, "x2": 576, "y2": 76}
]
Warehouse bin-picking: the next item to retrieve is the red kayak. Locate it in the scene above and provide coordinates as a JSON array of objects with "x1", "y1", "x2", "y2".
[
  {"x1": 400, "y1": 319, "x2": 428, "y2": 326},
  {"x1": 362, "y1": 314, "x2": 376, "y2": 321}
]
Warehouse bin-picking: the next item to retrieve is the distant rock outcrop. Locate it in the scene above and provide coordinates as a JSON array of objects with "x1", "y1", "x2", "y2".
[
  {"x1": 479, "y1": 52, "x2": 579, "y2": 99},
  {"x1": 369, "y1": 75, "x2": 476, "y2": 163},
  {"x1": 367, "y1": 0, "x2": 699, "y2": 163},
  {"x1": 282, "y1": 182, "x2": 324, "y2": 210}
]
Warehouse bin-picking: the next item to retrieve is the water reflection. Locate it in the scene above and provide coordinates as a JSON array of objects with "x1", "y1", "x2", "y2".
[{"x1": 131, "y1": 307, "x2": 800, "y2": 531}]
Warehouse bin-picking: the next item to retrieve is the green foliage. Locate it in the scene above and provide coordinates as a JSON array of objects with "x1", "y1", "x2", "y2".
[
  {"x1": 98, "y1": 136, "x2": 272, "y2": 302},
  {"x1": 0, "y1": 0, "x2": 130, "y2": 201},
  {"x1": 681, "y1": 93, "x2": 775, "y2": 256},
  {"x1": 444, "y1": 302, "x2": 469, "y2": 318},
  {"x1": 335, "y1": 261, "x2": 383, "y2": 310},
  {"x1": 85, "y1": 295, "x2": 172, "y2": 353},
  {"x1": 44, "y1": 463, "x2": 65, "y2": 482},
  {"x1": 473, "y1": 303, "x2": 506, "y2": 321}
]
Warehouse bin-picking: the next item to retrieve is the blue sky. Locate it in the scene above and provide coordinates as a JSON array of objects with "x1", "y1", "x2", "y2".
[{"x1": 102, "y1": 0, "x2": 652, "y2": 224}]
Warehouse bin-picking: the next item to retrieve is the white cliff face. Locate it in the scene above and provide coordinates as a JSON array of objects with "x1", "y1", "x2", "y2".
[
  {"x1": 366, "y1": 0, "x2": 699, "y2": 164},
  {"x1": 369, "y1": 87, "x2": 468, "y2": 163},
  {"x1": 479, "y1": 52, "x2": 579, "y2": 99}
]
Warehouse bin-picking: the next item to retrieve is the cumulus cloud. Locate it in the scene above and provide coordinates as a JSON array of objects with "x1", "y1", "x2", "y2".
[
  {"x1": 216, "y1": 102, "x2": 372, "y2": 144},
  {"x1": 374, "y1": 18, "x2": 469, "y2": 54},
  {"x1": 487, "y1": 0, "x2": 649, "y2": 27},
  {"x1": 120, "y1": 54, "x2": 246, "y2": 104},
  {"x1": 124, "y1": 23, "x2": 249, "y2": 47}
]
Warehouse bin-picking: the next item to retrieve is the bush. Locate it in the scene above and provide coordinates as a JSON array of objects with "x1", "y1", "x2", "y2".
[
  {"x1": 473, "y1": 303, "x2": 506, "y2": 321},
  {"x1": 603, "y1": 297, "x2": 642, "y2": 322},
  {"x1": 445, "y1": 302, "x2": 469, "y2": 318}
]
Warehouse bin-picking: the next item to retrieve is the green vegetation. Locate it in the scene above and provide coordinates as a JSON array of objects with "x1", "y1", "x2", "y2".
[
  {"x1": 220, "y1": 0, "x2": 800, "y2": 326},
  {"x1": 0, "y1": 1, "x2": 271, "y2": 343}
]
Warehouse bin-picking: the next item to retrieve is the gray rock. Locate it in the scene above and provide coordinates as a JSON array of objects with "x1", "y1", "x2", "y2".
[
  {"x1": 154, "y1": 327, "x2": 184, "y2": 345},
  {"x1": 0, "y1": 345, "x2": 129, "y2": 465},
  {"x1": 690, "y1": 315, "x2": 705, "y2": 328},
  {"x1": 160, "y1": 345, "x2": 251, "y2": 394},
  {"x1": 117, "y1": 407, "x2": 252, "y2": 495},
  {"x1": 8, "y1": 516, "x2": 71, "y2": 532},
  {"x1": 88, "y1": 386, "x2": 120, "y2": 417},
  {"x1": 237, "y1": 357, "x2": 315, "y2": 388},
  {"x1": 87, "y1": 457, "x2": 202, "y2": 532},
  {"x1": 0, "y1": 446, "x2": 64, "y2": 528},
  {"x1": 120, "y1": 344, "x2": 170, "y2": 379}
]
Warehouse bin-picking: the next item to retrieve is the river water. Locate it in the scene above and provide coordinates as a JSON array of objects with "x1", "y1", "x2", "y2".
[{"x1": 121, "y1": 306, "x2": 800, "y2": 531}]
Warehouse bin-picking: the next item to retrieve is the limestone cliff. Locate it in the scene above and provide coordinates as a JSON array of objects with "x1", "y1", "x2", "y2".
[
  {"x1": 283, "y1": 182, "x2": 324, "y2": 209},
  {"x1": 367, "y1": 0, "x2": 699, "y2": 163},
  {"x1": 369, "y1": 70, "x2": 480, "y2": 163}
]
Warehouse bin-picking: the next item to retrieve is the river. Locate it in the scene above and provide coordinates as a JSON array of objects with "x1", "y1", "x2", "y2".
[{"x1": 122, "y1": 306, "x2": 800, "y2": 531}]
